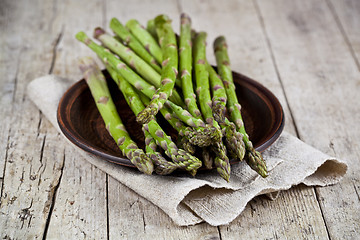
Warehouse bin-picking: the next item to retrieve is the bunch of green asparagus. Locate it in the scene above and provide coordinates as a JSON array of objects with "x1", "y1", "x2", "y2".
[{"x1": 76, "y1": 14, "x2": 267, "y2": 181}]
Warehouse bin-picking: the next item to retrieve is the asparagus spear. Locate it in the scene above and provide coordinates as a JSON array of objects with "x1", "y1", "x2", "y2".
[
  {"x1": 110, "y1": 17, "x2": 161, "y2": 73},
  {"x1": 207, "y1": 63, "x2": 227, "y2": 122},
  {"x1": 106, "y1": 64, "x2": 202, "y2": 175},
  {"x1": 193, "y1": 32, "x2": 213, "y2": 124},
  {"x1": 126, "y1": 19, "x2": 163, "y2": 64},
  {"x1": 78, "y1": 56, "x2": 153, "y2": 175},
  {"x1": 136, "y1": 15, "x2": 178, "y2": 124},
  {"x1": 146, "y1": 18, "x2": 158, "y2": 42},
  {"x1": 179, "y1": 13, "x2": 202, "y2": 119},
  {"x1": 144, "y1": 131, "x2": 179, "y2": 175},
  {"x1": 207, "y1": 63, "x2": 246, "y2": 160},
  {"x1": 214, "y1": 36, "x2": 267, "y2": 178},
  {"x1": 193, "y1": 32, "x2": 231, "y2": 181}
]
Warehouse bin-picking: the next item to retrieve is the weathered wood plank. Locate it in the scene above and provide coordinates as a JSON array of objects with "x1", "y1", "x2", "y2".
[
  {"x1": 50, "y1": 0, "x2": 105, "y2": 80},
  {"x1": 0, "y1": 0, "x2": 70, "y2": 239},
  {"x1": 329, "y1": 0, "x2": 360, "y2": 66},
  {"x1": 43, "y1": 0, "x2": 110, "y2": 239},
  {"x1": 180, "y1": 0, "x2": 329, "y2": 238},
  {"x1": 0, "y1": 0, "x2": 25, "y2": 179},
  {"x1": 46, "y1": 146, "x2": 108, "y2": 239},
  {"x1": 256, "y1": 0, "x2": 360, "y2": 239}
]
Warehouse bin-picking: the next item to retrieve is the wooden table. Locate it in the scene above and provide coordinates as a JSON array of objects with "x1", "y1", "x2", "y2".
[{"x1": 1, "y1": 0, "x2": 359, "y2": 239}]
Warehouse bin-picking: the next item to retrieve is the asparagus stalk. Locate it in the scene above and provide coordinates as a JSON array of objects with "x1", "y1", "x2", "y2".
[
  {"x1": 146, "y1": 19, "x2": 158, "y2": 42},
  {"x1": 126, "y1": 19, "x2": 163, "y2": 64},
  {"x1": 214, "y1": 36, "x2": 267, "y2": 177},
  {"x1": 207, "y1": 63, "x2": 227, "y2": 122},
  {"x1": 193, "y1": 32, "x2": 213, "y2": 124},
  {"x1": 165, "y1": 100, "x2": 206, "y2": 128},
  {"x1": 193, "y1": 32, "x2": 231, "y2": 181},
  {"x1": 110, "y1": 17, "x2": 161, "y2": 73},
  {"x1": 136, "y1": 15, "x2": 178, "y2": 124},
  {"x1": 107, "y1": 64, "x2": 202, "y2": 175},
  {"x1": 179, "y1": 13, "x2": 202, "y2": 119},
  {"x1": 207, "y1": 63, "x2": 246, "y2": 160},
  {"x1": 78, "y1": 56, "x2": 153, "y2": 174}
]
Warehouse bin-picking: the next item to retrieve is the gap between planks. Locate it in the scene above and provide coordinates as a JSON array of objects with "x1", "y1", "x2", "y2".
[
  {"x1": 326, "y1": 0, "x2": 360, "y2": 72},
  {"x1": 41, "y1": 151, "x2": 66, "y2": 240}
]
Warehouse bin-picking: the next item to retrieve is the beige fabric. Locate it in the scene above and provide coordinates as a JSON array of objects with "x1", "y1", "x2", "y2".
[{"x1": 27, "y1": 75, "x2": 348, "y2": 226}]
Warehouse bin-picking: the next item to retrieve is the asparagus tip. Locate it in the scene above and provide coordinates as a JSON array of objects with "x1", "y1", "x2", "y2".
[
  {"x1": 93, "y1": 27, "x2": 106, "y2": 39},
  {"x1": 180, "y1": 13, "x2": 191, "y2": 24},
  {"x1": 75, "y1": 31, "x2": 88, "y2": 42},
  {"x1": 155, "y1": 14, "x2": 171, "y2": 25},
  {"x1": 131, "y1": 149, "x2": 154, "y2": 175},
  {"x1": 78, "y1": 56, "x2": 98, "y2": 74},
  {"x1": 136, "y1": 105, "x2": 157, "y2": 124},
  {"x1": 215, "y1": 163, "x2": 230, "y2": 182},
  {"x1": 245, "y1": 148, "x2": 268, "y2": 178},
  {"x1": 214, "y1": 36, "x2": 227, "y2": 51}
]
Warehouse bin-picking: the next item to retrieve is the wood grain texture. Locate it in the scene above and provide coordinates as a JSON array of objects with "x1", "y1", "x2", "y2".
[
  {"x1": 0, "y1": 1, "x2": 67, "y2": 239},
  {"x1": 0, "y1": 1, "x2": 15, "y2": 179},
  {"x1": 46, "y1": 147, "x2": 108, "y2": 239},
  {"x1": 49, "y1": 0, "x2": 105, "y2": 80},
  {"x1": 256, "y1": 0, "x2": 360, "y2": 238},
  {"x1": 329, "y1": 0, "x2": 360, "y2": 67}
]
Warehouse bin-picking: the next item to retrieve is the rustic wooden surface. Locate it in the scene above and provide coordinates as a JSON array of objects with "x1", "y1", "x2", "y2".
[{"x1": 1, "y1": 0, "x2": 359, "y2": 239}]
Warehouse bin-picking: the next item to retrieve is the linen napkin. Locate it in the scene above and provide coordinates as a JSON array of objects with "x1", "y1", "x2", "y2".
[{"x1": 27, "y1": 75, "x2": 347, "y2": 226}]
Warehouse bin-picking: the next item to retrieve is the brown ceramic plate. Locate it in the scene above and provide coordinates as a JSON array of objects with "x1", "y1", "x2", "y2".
[{"x1": 57, "y1": 70, "x2": 284, "y2": 168}]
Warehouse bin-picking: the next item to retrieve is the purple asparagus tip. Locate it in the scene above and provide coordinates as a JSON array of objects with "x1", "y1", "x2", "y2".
[{"x1": 93, "y1": 27, "x2": 106, "y2": 39}]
